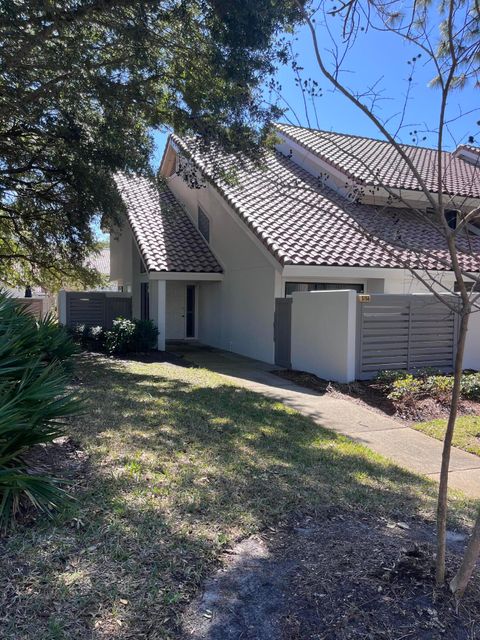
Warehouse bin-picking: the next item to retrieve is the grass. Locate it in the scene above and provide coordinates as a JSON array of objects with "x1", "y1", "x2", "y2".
[
  {"x1": 414, "y1": 415, "x2": 480, "y2": 456},
  {"x1": 0, "y1": 354, "x2": 476, "y2": 640}
]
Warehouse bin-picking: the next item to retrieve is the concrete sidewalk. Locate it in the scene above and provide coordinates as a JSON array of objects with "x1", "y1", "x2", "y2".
[{"x1": 169, "y1": 343, "x2": 480, "y2": 499}]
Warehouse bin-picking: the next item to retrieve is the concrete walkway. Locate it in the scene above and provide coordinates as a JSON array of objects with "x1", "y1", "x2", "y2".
[{"x1": 168, "y1": 343, "x2": 480, "y2": 499}]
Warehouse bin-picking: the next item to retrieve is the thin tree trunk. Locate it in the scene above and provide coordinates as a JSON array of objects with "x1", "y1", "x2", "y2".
[
  {"x1": 436, "y1": 309, "x2": 470, "y2": 585},
  {"x1": 450, "y1": 505, "x2": 480, "y2": 598}
]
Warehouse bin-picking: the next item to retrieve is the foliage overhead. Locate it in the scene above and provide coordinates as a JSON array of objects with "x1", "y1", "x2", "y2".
[{"x1": 0, "y1": 0, "x2": 302, "y2": 290}]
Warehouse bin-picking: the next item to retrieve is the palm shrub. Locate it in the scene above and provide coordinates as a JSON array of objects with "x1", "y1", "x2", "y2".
[
  {"x1": 0, "y1": 292, "x2": 79, "y2": 528},
  {"x1": 35, "y1": 312, "x2": 79, "y2": 369}
]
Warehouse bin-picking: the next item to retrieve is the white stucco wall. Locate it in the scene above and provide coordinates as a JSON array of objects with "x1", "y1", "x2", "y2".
[
  {"x1": 110, "y1": 219, "x2": 133, "y2": 286},
  {"x1": 291, "y1": 290, "x2": 357, "y2": 383},
  {"x1": 197, "y1": 281, "x2": 222, "y2": 346},
  {"x1": 464, "y1": 309, "x2": 480, "y2": 371},
  {"x1": 167, "y1": 173, "x2": 281, "y2": 363}
]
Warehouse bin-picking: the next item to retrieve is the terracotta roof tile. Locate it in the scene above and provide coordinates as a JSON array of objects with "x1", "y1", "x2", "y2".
[
  {"x1": 275, "y1": 124, "x2": 480, "y2": 199},
  {"x1": 86, "y1": 248, "x2": 110, "y2": 275},
  {"x1": 172, "y1": 135, "x2": 480, "y2": 272},
  {"x1": 114, "y1": 174, "x2": 222, "y2": 274}
]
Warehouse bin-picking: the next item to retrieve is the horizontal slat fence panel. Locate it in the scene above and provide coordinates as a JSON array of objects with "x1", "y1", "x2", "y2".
[
  {"x1": 356, "y1": 294, "x2": 459, "y2": 379},
  {"x1": 64, "y1": 292, "x2": 132, "y2": 328}
]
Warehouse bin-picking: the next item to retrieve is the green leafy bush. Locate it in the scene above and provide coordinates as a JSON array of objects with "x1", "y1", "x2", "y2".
[
  {"x1": 131, "y1": 319, "x2": 158, "y2": 352},
  {"x1": 104, "y1": 318, "x2": 137, "y2": 355},
  {"x1": 375, "y1": 368, "x2": 480, "y2": 406},
  {"x1": 101, "y1": 318, "x2": 158, "y2": 356},
  {"x1": 374, "y1": 370, "x2": 409, "y2": 387},
  {"x1": 424, "y1": 375, "x2": 454, "y2": 403},
  {"x1": 461, "y1": 373, "x2": 480, "y2": 401},
  {"x1": 69, "y1": 324, "x2": 105, "y2": 351},
  {"x1": 0, "y1": 292, "x2": 79, "y2": 528},
  {"x1": 387, "y1": 374, "x2": 424, "y2": 404}
]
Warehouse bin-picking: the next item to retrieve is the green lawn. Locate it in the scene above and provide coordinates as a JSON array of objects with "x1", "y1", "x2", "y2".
[
  {"x1": 0, "y1": 355, "x2": 475, "y2": 640},
  {"x1": 414, "y1": 415, "x2": 480, "y2": 456}
]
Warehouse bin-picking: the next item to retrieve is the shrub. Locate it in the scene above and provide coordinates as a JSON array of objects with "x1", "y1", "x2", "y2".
[
  {"x1": 423, "y1": 375, "x2": 454, "y2": 404},
  {"x1": 0, "y1": 292, "x2": 80, "y2": 528},
  {"x1": 103, "y1": 318, "x2": 158, "y2": 355},
  {"x1": 104, "y1": 318, "x2": 136, "y2": 355},
  {"x1": 375, "y1": 368, "x2": 480, "y2": 406},
  {"x1": 70, "y1": 324, "x2": 105, "y2": 351},
  {"x1": 35, "y1": 313, "x2": 78, "y2": 370},
  {"x1": 461, "y1": 373, "x2": 480, "y2": 401},
  {"x1": 131, "y1": 319, "x2": 158, "y2": 352},
  {"x1": 387, "y1": 374, "x2": 424, "y2": 404},
  {"x1": 374, "y1": 369, "x2": 409, "y2": 389}
]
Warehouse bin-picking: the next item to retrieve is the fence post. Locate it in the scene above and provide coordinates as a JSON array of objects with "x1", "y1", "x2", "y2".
[{"x1": 58, "y1": 290, "x2": 67, "y2": 325}]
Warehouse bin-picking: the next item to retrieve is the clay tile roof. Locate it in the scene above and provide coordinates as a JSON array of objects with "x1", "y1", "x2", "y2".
[
  {"x1": 172, "y1": 134, "x2": 480, "y2": 272},
  {"x1": 275, "y1": 123, "x2": 480, "y2": 199},
  {"x1": 86, "y1": 248, "x2": 110, "y2": 275},
  {"x1": 114, "y1": 174, "x2": 222, "y2": 274},
  {"x1": 456, "y1": 144, "x2": 480, "y2": 155}
]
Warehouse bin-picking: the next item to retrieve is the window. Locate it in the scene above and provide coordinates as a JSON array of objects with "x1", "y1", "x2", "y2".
[
  {"x1": 445, "y1": 210, "x2": 458, "y2": 230},
  {"x1": 454, "y1": 281, "x2": 480, "y2": 292},
  {"x1": 285, "y1": 282, "x2": 364, "y2": 296},
  {"x1": 140, "y1": 282, "x2": 149, "y2": 321},
  {"x1": 198, "y1": 207, "x2": 210, "y2": 242}
]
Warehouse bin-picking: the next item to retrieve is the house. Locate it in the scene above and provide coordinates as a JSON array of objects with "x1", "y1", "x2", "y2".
[
  {"x1": 84, "y1": 247, "x2": 119, "y2": 291},
  {"x1": 110, "y1": 125, "x2": 480, "y2": 376}
]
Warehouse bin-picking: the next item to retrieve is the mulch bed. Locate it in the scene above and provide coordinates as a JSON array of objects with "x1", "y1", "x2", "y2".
[
  {"x1": 273, "y1": 369, "x2": 480, "y2": 423},
  {"x1": 182, "y1": 509, "x2": 480, "y2": 640}
]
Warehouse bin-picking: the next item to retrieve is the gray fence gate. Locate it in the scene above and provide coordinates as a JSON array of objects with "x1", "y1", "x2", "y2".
[
  {"x1": 63, "y1": 292, "x2": 132, "y2": 328},
  {"x1": 274, "y1": 297, "x2": 292, "y2": 368},
  {"x1": 356, "y1": 294, "x2": 459, "y2": 379}
]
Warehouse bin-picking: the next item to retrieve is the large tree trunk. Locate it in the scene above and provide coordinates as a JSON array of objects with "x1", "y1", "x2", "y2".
[
  {"x1": 450, "y1": 506, "x2": 480, "y2": 598},
  {"x1": 436, "y1": 309, "x2": 470, "y2": 585}
]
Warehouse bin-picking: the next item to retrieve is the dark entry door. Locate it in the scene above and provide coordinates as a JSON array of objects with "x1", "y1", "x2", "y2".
[
  {"x1": 274, "y1": 297, "x2": 292, "y2": 367},
  {"x1": 186, "y1": 285, "x2": 196, "y2": 338}
]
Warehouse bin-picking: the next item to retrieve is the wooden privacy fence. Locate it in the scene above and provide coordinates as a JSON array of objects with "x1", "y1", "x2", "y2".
[
  {"x1": 356, "y1": 294, "x2": 459, "y2": 379},
  {"x1": 15, "y1": 297, "x2": 52, "y2": 320},
  {"x1": 58, "y1": 291, "x2": 132, "y2": 328}
]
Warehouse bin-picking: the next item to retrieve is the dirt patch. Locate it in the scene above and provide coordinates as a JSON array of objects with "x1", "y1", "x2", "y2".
[
  {"x1": 274, "y1": 369, "x2": 480, "y2": 424},
  {"x1": 11, "y1": 436, "x2": 90, "y2": 528},
  {"x1": 182, "y1": 510, "x2": 479, "y2": 640}
]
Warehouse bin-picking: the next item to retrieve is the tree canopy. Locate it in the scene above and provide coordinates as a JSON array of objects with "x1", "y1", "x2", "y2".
[{"x1": 0, "y1": 0, "x2": 301, "y2": 290}]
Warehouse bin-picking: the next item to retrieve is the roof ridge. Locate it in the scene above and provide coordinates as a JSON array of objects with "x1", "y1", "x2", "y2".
[{"x1": 274, "y1": 122, "x2": 451, "y2": 155}]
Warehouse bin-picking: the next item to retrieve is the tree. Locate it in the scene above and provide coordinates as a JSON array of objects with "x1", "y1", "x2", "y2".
[
  {"x1": 0, "y1": 0, "x2": 302, "y2": 290},
  {"x1": 281, "y1": 0, "x2": 480, "y2": 595}
]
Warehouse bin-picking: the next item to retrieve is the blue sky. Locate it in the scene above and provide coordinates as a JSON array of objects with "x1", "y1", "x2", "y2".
[{"x1": 151, "y1": 18, "x2": 479, "y2": 169}]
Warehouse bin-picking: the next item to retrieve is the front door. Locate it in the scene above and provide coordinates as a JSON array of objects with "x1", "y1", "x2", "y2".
[{"x1": 185, "y1": 285, "x2": 196, "y2": 338}]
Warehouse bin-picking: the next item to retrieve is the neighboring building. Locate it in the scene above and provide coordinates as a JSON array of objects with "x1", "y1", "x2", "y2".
[
  {"x1": 84, "y1": 247, "x2": 118, "y2": 291},
  {"x1": 110, "y1": 125, "x2": 480, "y2": 367}
]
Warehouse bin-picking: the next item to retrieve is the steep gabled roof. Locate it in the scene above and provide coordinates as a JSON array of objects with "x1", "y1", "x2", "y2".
[
  {"x1": 275, "y1": 123, "x2": 480, "y2": 199},
  {"x1": 171, "y1": 134, "x2": 480, "y2": 272},
  {"x1": 114, "y1": 174, "x2": 222, "y2": 274}
]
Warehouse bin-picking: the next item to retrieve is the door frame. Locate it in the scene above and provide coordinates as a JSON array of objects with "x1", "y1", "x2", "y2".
[{"x1": 184, "y1": 284, "x2": 198, "y2": 339}]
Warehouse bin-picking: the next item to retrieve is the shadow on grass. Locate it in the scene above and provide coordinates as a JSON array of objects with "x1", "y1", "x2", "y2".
[{"x1": 0, "y1": 354, "x2": 475, "y2": 640}]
